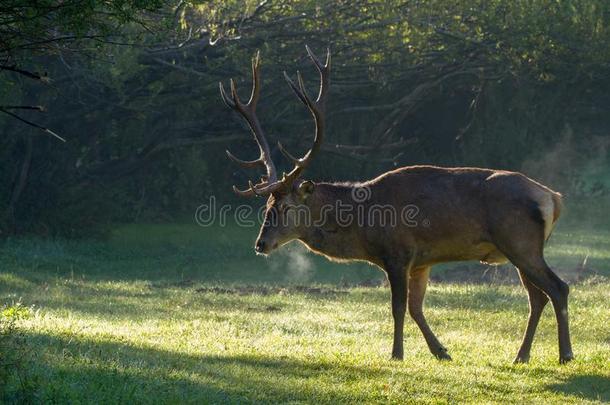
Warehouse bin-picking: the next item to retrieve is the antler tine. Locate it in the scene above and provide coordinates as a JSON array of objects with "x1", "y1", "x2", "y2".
[
  {"x1": 296, "y1": 71, "x2": 314, "y2": 108},
  {"x1": 219, "y1": 82, "x2": 236, "y2": 109},
  {"x1": 232, "y1": 180, "x2": 265, "y2": 198},
  {"x1": 305, "y1": 45, "x2": 331, "y2": 104},
  {"x1": 219, "y1": 50, "x2": 279, "y2": 196},
  {"x1": 248, "y1": 180, "x2": 263, "y2": 196},
  {"x1": 283, "y1": 71, "x2": 308, "y2": 106},
  {"x1": 276, "y1": 45, "x2": 331, "y2": 184},
  {"x1": 277, "y1": 141, "x2": 301, "y2": 166},
  {"x1": 226, "y1": 150, "x2": 264, "y2": 169},
  {"x1": 232, "y1": 184, "x2": 256, "y2": 197},
  {"x1": 219, "y1": 53, "x2": 259, "y2": 112},
  {"x1": 248, "y1": 51, "x2": 261, "y2": 107},
  {"x1": 229, "y1": 78, "x2": 245, "y2": 109},
  {"x1": 319, "y1": 48, "x2": 331, "y2": 103}
]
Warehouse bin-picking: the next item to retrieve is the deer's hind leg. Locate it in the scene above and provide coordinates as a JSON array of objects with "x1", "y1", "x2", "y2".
[
  {"x1": 491, "y1": 213, "x2": 573, "y2": 364},
  {"x1": 408, "y1": 266, "x2": 451, "y2": 360},
  {"x1": 514, "y1": 269, "x2": 549, "y2": 363},
  {"x1": 385, "y1": 258, "x2": 410, "y2": 360}
]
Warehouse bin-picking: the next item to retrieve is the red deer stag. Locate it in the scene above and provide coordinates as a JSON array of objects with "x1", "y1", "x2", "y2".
[{"x1": 219, "y1": 46, "x2": 573, "y2": 364}]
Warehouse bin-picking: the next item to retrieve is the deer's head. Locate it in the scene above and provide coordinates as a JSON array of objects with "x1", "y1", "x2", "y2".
[{"x1": 219, "y1": 46, "x2": 330, "y2": 255}]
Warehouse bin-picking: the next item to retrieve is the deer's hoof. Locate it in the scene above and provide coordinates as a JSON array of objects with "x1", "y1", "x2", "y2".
[
  {"x1": 559, "y1": 352, "x2": 574, "y2": 364},
  {"x1": 391, "y1": 352, "x2": 404, "y2": 361},
  {"x1": 434, "y1": 348, "x2": 452, "y2": 361},
  {"x1": 435, "y1": 352, "x2": 452, "y2": 361},
  {"x1": 513, "y1": 354, "x2": 530, "y2": 364}
]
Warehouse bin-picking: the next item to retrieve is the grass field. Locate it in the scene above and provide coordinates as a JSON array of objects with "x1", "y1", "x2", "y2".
[{"x1": 1, "y1": 222, "x2": 609, "y2": 403}]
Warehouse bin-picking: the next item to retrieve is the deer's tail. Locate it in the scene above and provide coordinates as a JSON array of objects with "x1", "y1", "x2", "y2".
[{"x1": 542, "y1": 191, "x2": 563, "y2": 241}]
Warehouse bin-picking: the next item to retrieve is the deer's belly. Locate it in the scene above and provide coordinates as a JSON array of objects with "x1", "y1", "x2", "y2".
[{"x1": 416, "y1": 241, "x2": 508, "y2": 266}]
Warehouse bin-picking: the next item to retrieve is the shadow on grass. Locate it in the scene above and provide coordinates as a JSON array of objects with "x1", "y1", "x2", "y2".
[
  {"x1": 547, "y1": 374, "x2": 610, "y2": 402},
  {"x1": 8, "y1": 331, "x2": 609, "y2": 403},
  {"x1": 13, "y1": 332, "x2": 395, "y2": 403}
]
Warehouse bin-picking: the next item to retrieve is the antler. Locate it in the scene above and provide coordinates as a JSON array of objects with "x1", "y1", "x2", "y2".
[
  {"x1": 219, "y1": 51, "x2": 277, "y2": 196},
  {"x1": 220, "y1": 46, "x2": 331, "y2": 197},
  {"x1": 278, "y1": 45, "x2": 331, "y2": 188}
]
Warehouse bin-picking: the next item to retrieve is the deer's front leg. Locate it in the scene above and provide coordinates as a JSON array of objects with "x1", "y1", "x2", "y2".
[{"x1": 386, "y1": 262, "x2": 408, "y2": 360}]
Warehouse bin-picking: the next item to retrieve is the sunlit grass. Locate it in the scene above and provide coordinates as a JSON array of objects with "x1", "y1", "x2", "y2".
[{"x1": 1, "y1": 224, "x2": 609, "y2": 403}]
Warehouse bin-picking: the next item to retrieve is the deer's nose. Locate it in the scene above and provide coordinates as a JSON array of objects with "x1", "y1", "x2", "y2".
[{"x1": 255, "y1": 240, "x2": 266, "y2": 253}]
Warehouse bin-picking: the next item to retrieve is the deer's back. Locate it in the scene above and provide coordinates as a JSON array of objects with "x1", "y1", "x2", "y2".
[{"x1": 363, "y1": 165, "x2": 559, "y2": 265}]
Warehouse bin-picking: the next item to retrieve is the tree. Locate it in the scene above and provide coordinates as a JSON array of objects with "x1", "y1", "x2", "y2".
[
  {"x1": 2, "y1": 0, "x2": 609, "y2": 236},
  {"x1": 0, "y1": 0, "x2": 168, "y2": 139}
]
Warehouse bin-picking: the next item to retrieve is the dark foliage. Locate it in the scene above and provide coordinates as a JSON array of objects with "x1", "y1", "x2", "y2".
[{"x1": 1, "y1": 0, "x2": 610, "y2": 236}]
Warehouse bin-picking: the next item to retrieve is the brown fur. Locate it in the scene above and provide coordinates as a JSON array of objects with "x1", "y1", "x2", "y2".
[
  {"x1": 255, "y1": 165, "x2": 573, "y2": 363},
  {"x1": 221, "y1": 48, "x2": 572, "y2": 364}
]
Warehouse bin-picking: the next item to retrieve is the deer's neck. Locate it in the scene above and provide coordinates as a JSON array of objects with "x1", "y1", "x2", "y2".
[{"x1": 298, "y1": 182, "x2": 371, "y2": 262}]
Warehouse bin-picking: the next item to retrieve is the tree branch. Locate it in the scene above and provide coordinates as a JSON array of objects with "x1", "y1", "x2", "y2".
[
  {"x1": 0, "y1": 65, "x2": 50, "y2": 82},
  {"x1": 0, "y1": 105, "x2": 45, "y2": 111},
  {"x1": 0, "y1": 108, "x2": 65, "y2": 142}
]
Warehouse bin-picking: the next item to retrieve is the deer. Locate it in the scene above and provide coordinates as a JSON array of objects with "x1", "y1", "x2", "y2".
[{"x1": 218, "y1": 46, "x2": 573, "y2": 364}]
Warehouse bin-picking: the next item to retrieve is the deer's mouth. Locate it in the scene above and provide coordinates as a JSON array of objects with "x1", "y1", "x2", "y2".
[{"x1": 254, "y1": 240, "x2": 279, "y2": 255}]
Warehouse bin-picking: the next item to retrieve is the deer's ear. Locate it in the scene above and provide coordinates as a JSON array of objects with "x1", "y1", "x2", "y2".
[{"x1": 297, "y1": 180, "x2": 315, "y2": 201}]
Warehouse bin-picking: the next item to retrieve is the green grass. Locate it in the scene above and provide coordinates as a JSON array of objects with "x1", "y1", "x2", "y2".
[{"x1": 1, "y1": 223, "x2": 609, "y2": 403}]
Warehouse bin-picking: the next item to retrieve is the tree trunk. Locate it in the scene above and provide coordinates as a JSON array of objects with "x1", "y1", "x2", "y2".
[{"x1": 3, "y1": 136, "x2": 33, "y2": 235}]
